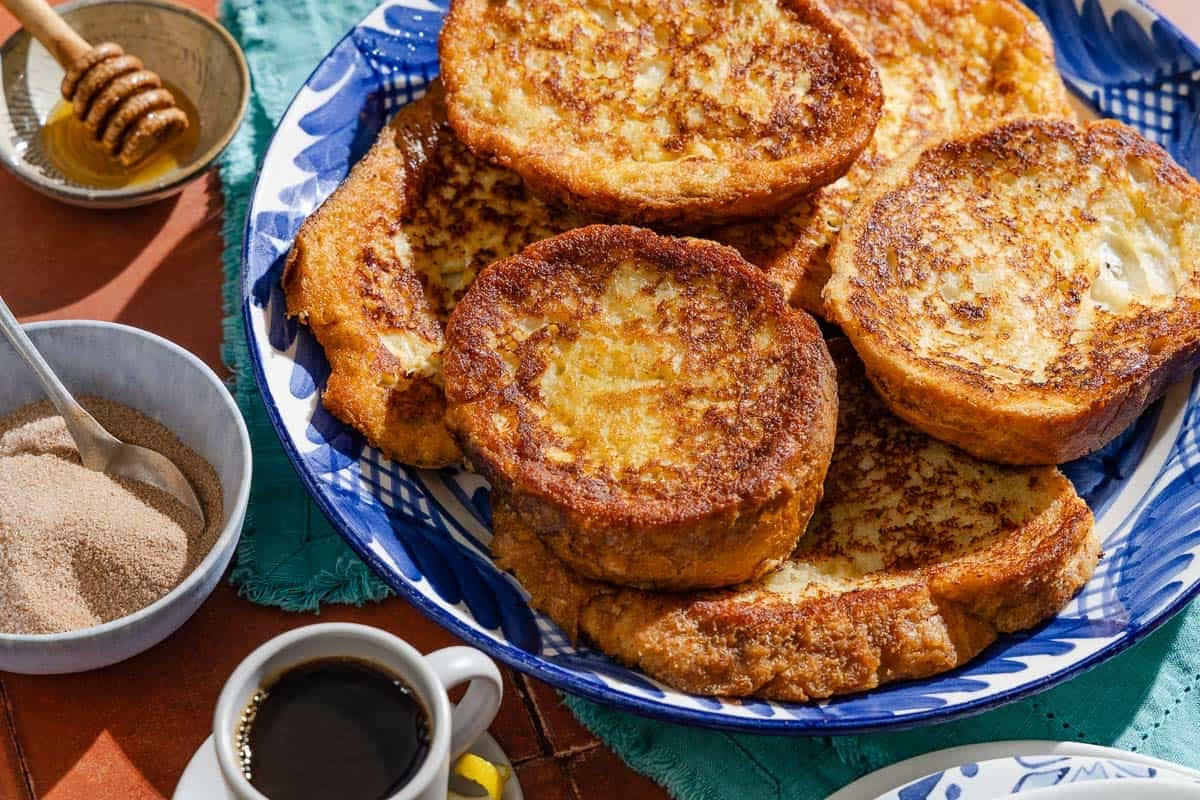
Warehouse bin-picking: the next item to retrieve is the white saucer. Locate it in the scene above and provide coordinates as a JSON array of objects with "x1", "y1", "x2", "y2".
[
  {"x1": 829, "y1": 741, "x2": 1200, "y2": 800},
  {"x1": 173, "y1": 731, "x2": 524, "y2": 800}
]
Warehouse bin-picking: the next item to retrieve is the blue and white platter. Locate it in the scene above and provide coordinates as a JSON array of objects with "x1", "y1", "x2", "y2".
[
  {"x1": 242, "y1": 0, "x2": 1200, "y2": 733},
  {"x1": 828, "y1": 741, "x2": 1200, "y2": 799},
  {"x1": 876, "y1": 754, "x2": 1199, "y2": 799}
]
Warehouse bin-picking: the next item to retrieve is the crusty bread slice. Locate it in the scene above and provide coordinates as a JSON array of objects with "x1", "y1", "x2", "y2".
[
  {"x1": 712, "y1": 0, "x2": 1072, "y2": 315},
  {"x1": 446, "y1": 225, "x2": 837, "y2": 591},
  {"x1": 439, "y1": 0, "x2": 881, "y2": 225},
  {"x1": 283, "y1": 82, "x2": 587, "y2": 467},
  {"x1": 825, "y1": 116, "x2": 1200, "y2": 464},
  {"x1": 492, "y1": 340, "x2": 1098, "y2": 701}
]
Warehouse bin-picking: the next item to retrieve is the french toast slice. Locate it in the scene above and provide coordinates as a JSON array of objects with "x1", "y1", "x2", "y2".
[
  {"x1": 283, "y1": 82, "x2": 587, "y2": 468},
  {"x1": 711, "y1": 0, "x2": 1072, "y2": 315},
  {"x1": 825, "y1": 117, "x2": 1200, "y2": 464},
  {"x1": 492, "y1": 341, "x2": 1099, "y2": 701},
  {"x1": 445, "y1": 225, "x2": 838, "y2": 591},
  {"x1": 438, "y1": 0, "x2": 882, "y2": 226}
]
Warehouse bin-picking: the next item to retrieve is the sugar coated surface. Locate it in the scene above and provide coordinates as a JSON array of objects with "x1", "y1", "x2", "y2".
[{"x1": 0, "y1": 397, "x2": 224, "y2": 635}]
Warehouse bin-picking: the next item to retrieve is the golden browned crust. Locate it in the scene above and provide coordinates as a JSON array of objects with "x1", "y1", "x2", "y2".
[
  {"x1": 446, "y1": 225, "x2": 837, "y2": 590},
  {"x1": 711, "y1": 0, "x2": 1072, "y2": 314},
  {"x1": 283, "y1": 83, "x2": 587, "y2": 467},
  {"x1": 492, "y1": 341, "x2": 1099, "y2": 701},
  {"x1": 825, "y1": 117, "x2": 1200, "y2": 464},
  {"x1": 438, "y1": 0, "x2": 882, "y2": 225}
]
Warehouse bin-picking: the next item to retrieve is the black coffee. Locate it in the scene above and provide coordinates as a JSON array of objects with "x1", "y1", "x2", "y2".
[{"x1": 237, "y1": 657, "x2": 431, "y2": 800}]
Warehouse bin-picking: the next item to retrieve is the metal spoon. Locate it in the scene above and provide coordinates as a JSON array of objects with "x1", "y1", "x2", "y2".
[{"x1": 0, "y1": 296, "x2": 205, "y2": 524}]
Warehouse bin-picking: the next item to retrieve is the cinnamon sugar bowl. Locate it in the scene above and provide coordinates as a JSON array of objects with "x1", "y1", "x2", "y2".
[{"x1": 0, "y1": 320, "x2": 251, "y2": 673}]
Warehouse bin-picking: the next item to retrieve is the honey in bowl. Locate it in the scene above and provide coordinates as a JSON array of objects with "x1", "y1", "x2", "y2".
[{"x1": 40, "y1": 81, "x2": 200, "y2": 189}]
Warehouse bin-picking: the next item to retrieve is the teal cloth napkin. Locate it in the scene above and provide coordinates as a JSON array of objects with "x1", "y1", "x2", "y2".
[
  {"x1": 216, "y1": 1, "x2": 1200, "y2": 797},
  {"x1": 218, "y1": 0, "x2": 391, "y2": 611}
]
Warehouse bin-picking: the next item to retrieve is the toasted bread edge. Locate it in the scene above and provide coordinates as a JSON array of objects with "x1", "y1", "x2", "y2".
[{"x1": 283, "y1": 92, "x2": 462, "y2": 468}]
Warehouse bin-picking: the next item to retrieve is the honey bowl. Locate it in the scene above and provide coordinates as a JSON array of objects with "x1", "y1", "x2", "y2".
[{"x1": 0, "y1": 0, "x2": 249, "y2": 208}]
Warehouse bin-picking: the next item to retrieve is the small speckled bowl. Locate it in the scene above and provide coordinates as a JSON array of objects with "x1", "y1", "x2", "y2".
[
  {"x1": 0, "y1": 321, "x2": 252, "y2": 673},
  {"x1": 0, "y1": 0, "x2": 249, "y2": 208}
]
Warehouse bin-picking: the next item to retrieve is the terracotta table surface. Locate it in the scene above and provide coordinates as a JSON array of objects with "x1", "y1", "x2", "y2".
[
  {"x1": 1162, "y1": 0, "x2": 1199, "y2": 35},
  {"x1": 3, "y1": 2, "x2": 1198, "y2": 799},
  {"x1": 0, "y1": 2, "x2": 671, "y2": 798}
]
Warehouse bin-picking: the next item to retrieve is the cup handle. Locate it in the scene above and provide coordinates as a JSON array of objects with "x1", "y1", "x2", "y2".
[{"x1": 426, "y1": 646, "x2": 504, "y2": 759}]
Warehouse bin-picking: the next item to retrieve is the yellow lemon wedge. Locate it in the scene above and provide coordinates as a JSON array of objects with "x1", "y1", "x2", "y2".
[{"x1": 448, "y1": 752, "x2": 511, "y2": 800}]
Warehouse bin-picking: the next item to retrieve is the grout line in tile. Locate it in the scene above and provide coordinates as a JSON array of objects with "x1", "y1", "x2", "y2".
[
  {"x1": 511, "y1": 674, "x2": 554, "y2": 763},
  {"x1": 564, "y1": 759, "x2": 585, "y2": 800},
  {"x1": 0, "y1": 678, "x2": 36, "y2": 800},
  {"x1": 554, "y1": 740, "x2": 602, "y2": 760},
  {"x1": 563, "y1": 748, "x2": 596, "y2": 800},
  {"x1": 516, "y1": 755, "x2": 585, "y2": 800}
]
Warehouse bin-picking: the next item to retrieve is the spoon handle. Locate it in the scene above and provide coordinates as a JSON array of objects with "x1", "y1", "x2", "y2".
[
  {"x1": 0, "y1": 0, "x2": 91, "y2": 67},
  {"x1": 0, "y1": 296, "x2": 117, "y2": 468}
]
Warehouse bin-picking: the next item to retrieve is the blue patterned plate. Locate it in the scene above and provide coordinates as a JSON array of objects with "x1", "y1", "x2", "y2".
[
  {"x1": 829, "y1": 741, "x2": 1200, "y2": 799},
  {"x1": 241, "y1": 0, "x2": 1200, "y2": 732},
  {"x1": 878, "y1": 755, "x2": 1200, "y2": 799},
  {"x1": 830, "y1": 743, "x2": 1200, "y2": 796}
]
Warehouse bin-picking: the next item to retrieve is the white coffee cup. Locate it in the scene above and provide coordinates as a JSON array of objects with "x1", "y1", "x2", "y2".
[{"x1": 213, "y1": 623, "x2": 503, "y2": 800}]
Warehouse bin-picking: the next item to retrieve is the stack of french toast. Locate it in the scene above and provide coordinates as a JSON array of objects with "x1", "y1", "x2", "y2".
[{"x1": 283, "y1": 0, "x2": 1200, "y2": 701}]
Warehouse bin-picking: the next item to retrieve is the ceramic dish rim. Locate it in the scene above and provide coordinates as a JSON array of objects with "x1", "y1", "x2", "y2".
[
  {"x1": 1019, "y1": 781, "x2": 1200, "y2": 799},
  {"x1": 0, "y1": 319, "x2": 253, "y2": 645}
]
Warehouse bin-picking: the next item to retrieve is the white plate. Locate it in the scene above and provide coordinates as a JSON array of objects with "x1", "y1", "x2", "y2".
[
  {"x1": 173, "y1": 731, "x2": 523, "y2": 800},
  {"x1": 829, "y1": 740, "x2": 1200, "y2": 800}
]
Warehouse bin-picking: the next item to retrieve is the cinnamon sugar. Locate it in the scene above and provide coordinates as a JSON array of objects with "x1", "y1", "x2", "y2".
[{"x1": 0, "y1": 397, "x2": 223, "y2": 635}]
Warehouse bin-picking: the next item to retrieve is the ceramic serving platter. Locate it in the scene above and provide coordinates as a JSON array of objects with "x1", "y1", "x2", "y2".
[
  {"x1": 876, "y1": 754, "x2": 1200, "y2": 799},
  {"x1": 829, "y1": 741, "x2": 1200, "y2": 799},
  {"x1": 829, "y1": 741, "x2": 1200, "y2": 800},
  {"x1": 242, "y1": 0, "x2": 1200, "y2": 733}
]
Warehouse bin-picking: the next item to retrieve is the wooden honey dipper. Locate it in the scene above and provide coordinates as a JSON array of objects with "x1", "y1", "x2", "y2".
[{"x1": 3, "y1": 0, "x2": 188, "y2": 166}]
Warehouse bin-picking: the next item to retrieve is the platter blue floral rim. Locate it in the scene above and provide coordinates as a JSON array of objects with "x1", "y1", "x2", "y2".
[
  {"x1": 241, "y1": 0, "x2": 1200, "y2": 734},
  {"x1": 828, "y1": 741, "x2": 1200, "y2": 800},
  {"x1": 881, "y1": 753, "x2": 1200, "y2": 799}
]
